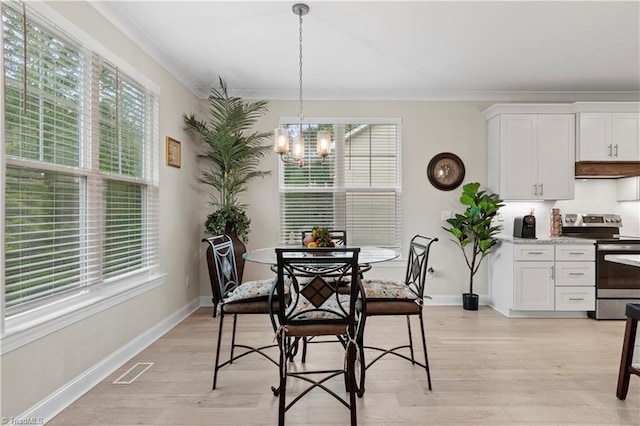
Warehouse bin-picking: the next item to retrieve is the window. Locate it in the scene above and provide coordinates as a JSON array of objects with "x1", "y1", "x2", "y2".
[
  {"x1": 2, "y1": 1, "x2": 159, "y2": 317},
  {"x1": 279, "y1": 119, "x2": 402, "y2": 252}
]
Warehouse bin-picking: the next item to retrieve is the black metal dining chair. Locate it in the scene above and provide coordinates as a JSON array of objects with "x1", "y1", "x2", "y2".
[
  {"x1": 359, "y1": 234, "x2": 438, "y2": 391},
  {"x1": 202, "y1": 234, "x2": 282, "y2": 390},
  {"x1": 270, "y1": 247, "x2": 366, "y2": 426},
  {"x1": 617, "y1": 303, "x2": 640, "y2": 400}
]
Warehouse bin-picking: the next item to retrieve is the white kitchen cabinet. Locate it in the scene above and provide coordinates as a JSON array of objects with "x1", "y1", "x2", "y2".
[
  {"x1": 514, "y1": 260, "x2": 555, "y2": 311},
  {"x1": 577, "y1": 113, "x2": 639, "y2": 161},
  {"x1": 555, "y1": 245, "x2": 594, "y2": 262},
  {"x1": 513, "y1": 244, "x2": 555, "y2": 311},
  {"x1": 555, "y1": 287, "x2": 596, "y2": 311},
  {"x1": 617, "y1": 177, "x2": 640, "y2": 201},
  {"x1": 487, "y1": 113, "x2": 575, "y2": 200},
  {"x1": 554, "y1": 245, "x2": 595, "y2": 311},
  {"x1": 490, "y1": 241, "x2": 595, "y2": 316}
]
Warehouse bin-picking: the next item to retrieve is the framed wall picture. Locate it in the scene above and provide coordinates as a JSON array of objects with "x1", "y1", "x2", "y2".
[{"x1": 166, "y1": 137, "x2": 181, "y2": 168}]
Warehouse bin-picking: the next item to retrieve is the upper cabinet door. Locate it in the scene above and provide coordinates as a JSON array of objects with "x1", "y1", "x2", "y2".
[
  {"x1": 611, "y1": 113, "x2": 640, "y2": 161},
  {"x1": 489, "y1": 113, "x2": 574, "y2": 200},
  {"x1": 577, "y1": 113, "x2": 610, "y2": 161},
  {"x1": 577, "y1": 112, "x2": 640, "y2": 161},
  {"x1": 537, "y1": 114, "x2": 575, "y2": 200},
  {"x1": 499, "y1": 114, "x2": 537, "y2": 200}
]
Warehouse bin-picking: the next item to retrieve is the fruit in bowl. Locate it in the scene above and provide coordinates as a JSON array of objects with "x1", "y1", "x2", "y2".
[{"x1": 305, "y1": 226, "x2": 335, "y2": 248}]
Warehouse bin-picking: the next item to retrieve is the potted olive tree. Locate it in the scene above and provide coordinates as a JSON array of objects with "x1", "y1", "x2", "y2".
[
  {"x1": 443, "y1": 182, "x2": 504, "y2": 310},
  {"x1": 184, "y1": 77, "x2": 271, "y2": 281}
]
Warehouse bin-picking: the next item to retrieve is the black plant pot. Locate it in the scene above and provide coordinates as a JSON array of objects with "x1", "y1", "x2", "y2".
[{"x1": 462, "y1": 293, "x2": 479, "y2": 311}]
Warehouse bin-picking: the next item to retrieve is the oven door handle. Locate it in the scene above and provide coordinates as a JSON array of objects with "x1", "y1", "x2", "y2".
[{"x1": 598, "y1": 244, "x2": 640, "y2": 251}]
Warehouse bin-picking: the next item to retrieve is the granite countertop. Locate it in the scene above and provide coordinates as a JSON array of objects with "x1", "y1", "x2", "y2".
[
  {"x1": 605, "y1": 254, "x2": 640, "y2": 268},
  {"x1": 496, "y1": 235, "x2": 596, "y2": 245}
]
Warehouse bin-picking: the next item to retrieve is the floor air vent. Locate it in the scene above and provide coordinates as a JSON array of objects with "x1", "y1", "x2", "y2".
[{"x1": 112, "y1": 362, "x2": 153, "y2": 384}]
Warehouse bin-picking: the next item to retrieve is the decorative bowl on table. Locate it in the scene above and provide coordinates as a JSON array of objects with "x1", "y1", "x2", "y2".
[{"x1": 303, "y1": 226, "x2": 337, "y2": 248}]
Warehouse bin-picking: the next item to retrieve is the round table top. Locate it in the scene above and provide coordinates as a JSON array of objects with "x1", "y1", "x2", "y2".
[{"x1": 243, "y1": 246, "x2": 399, "y2": 265}]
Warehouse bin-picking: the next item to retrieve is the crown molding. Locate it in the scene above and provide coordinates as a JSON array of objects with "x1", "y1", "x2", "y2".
[
  {"x1": 89, "y1": 1, "x2": 202, "y2": 98},
  {"x1": 233, "y1": 89, "x2": 640, "y2": 102}
]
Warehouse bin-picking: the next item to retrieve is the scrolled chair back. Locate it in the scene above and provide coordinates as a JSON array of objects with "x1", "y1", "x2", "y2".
[
  {"x1": 404, "y1": 234, "x2": 438, "y2": 299},
  {"x1": 272, "y1": 247, "x2": 362, "y2": 329},
  {"x1": 202, "y1": 235, "x2": 241, "y2": 308}
]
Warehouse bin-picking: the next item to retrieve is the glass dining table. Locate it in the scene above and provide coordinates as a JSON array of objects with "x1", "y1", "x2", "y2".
[{"x1": 243, "y1": 246, "x2": 399, "y2": 266}]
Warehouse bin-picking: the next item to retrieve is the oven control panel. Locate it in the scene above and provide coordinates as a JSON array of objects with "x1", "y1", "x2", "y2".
[{"x1": 563, "y1": 214, "x2": 622, "y2": 227}]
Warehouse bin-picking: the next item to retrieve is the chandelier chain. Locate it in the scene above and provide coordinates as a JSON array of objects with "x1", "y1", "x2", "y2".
[{"x1": 298, "y1": 9, "x2": 304, "y2": 122}]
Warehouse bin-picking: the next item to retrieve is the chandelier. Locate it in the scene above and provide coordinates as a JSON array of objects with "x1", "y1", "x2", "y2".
[{"x1": 273, "y1": 3, "x2": 331, "y2": 167}]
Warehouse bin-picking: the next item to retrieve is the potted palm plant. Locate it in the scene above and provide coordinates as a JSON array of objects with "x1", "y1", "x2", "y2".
[
  {"x1": 444, "y1": 182, "x2": 504, "y2": 310},
  {"x1": 184, "y1": 77, "x2": 271, "y2": 281}
]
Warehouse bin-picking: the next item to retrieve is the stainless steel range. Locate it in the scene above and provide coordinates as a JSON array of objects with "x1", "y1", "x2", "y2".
[{"x1": 562, "y1": 213, "x2": 640, "y2": 320}]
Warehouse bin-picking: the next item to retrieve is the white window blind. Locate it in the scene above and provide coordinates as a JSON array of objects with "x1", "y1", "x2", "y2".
[
  {"x1": 279, "y1": 120, "x2": 402, "y2": 252},
  {"x1": 2, "y1": 1, "x2": 159, "y2": 314}
]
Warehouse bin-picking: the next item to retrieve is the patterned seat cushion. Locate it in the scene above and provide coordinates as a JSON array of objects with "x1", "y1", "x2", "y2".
[
  {"x1": 287, "y1": 294, "x2": 351, "y2": 320},
  {"x1": 361, "y1": 279, "x2": 418, "y2": 300},
  {"x1": 224, "y1": 278, "x2": 280, "y2": 303}
]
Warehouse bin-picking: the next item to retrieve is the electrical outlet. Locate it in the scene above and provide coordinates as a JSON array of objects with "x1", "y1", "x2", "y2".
[
  {"x1": 441, "y1": 210, "x2": 452, "y2": 221},
  {"x1": 185, "y1": 275, "x2": 191, "y2": 288},
  {"x1": 426, "y1": 267, "x2": 434, "y2": 280},
  {"x1": 497, "y1": 214, "x2": 504, "y2": 222}
]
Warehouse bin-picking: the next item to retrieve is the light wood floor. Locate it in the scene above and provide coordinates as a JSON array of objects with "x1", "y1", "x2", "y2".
[{"x1": 49, "y1": 306, "x2": 639, "y2": 425}]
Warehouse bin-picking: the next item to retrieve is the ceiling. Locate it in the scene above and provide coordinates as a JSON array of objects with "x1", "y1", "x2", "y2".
[{"x1": 90, "y1": 1, "x2": 640, "y2": 101}]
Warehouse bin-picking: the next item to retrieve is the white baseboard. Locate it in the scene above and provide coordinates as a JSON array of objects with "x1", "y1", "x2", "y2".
[
  {"x1": 200, "y1": 295, "x2": 214, "y2": 307},
  {"x1": 424, "y1": 294, "x2": 489, "y2": 306},
  {"x1": 20, "y1": 298, "x2": 201, "y2": 424}
]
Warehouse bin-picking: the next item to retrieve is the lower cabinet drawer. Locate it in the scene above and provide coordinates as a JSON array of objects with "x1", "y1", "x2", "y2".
[
  {"x1": 555, "y1": 262, "x2": 595, "y2": 286},
  {"x1": 555, "y1": 287, "x2": 595, "y2": 311}
]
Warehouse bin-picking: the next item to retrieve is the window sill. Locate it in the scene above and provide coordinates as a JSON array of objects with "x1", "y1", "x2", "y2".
[{"x1": 1, "y1": 272, "x2": 166, "y2": 355}]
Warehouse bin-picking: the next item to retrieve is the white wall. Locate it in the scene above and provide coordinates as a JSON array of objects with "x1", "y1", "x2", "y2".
[{"x1": 0, "y1": 1, "x2": 202, "y2": 418}]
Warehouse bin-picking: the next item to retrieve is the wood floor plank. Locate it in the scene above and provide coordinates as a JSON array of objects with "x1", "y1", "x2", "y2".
[{"x1": 48, "y1": 306, "x2": 639, "y2": 425}]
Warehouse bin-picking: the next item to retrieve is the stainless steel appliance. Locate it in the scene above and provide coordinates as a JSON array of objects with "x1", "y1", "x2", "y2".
[{"x1": 562, "y1": 213, "x2": 640, "y2": 320}]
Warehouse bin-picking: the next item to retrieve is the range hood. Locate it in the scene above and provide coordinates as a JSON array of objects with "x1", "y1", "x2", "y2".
[{"x1": 575, "y1": 161, "x2": 640, "y2": 178}]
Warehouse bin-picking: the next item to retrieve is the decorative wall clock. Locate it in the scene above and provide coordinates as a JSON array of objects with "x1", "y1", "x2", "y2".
[{"x1": 426, "y1": 152, "x2": 465, "y2": 191}]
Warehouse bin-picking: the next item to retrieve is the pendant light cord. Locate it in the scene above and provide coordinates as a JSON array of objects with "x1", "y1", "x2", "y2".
[{"x1": 298, "y1": 10, "x2": 304, "y2": 123}]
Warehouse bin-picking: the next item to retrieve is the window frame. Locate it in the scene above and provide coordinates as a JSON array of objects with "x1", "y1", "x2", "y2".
[
  {"x1": 277, "y1": 116, "x2": 403, "y2": 254},
  {"x1": 0, "y1": 0, "x2": 164, "y2": 352}
]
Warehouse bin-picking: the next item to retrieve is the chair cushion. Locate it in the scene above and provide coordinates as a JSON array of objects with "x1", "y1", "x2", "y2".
[
  {"x1": 287, "y1": 294, "x2": 351, "y2": 320},
  {"x1": 224, "y1": 278, "x2": 278, "y2": 303},
  {"x1": 365, "y1": 299, "x2": 422, "y2": 315},
  {"x1": 361, "y1": 279, "x2": 418, "y2": 300},
  {"x1": 221, "y1": 299, "x2": 273, "y2": 314}
]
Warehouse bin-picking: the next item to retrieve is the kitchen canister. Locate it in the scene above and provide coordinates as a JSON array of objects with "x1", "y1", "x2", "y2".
[{"x1": 550, "y1": 208, "x2": 562, "y2": 236}]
